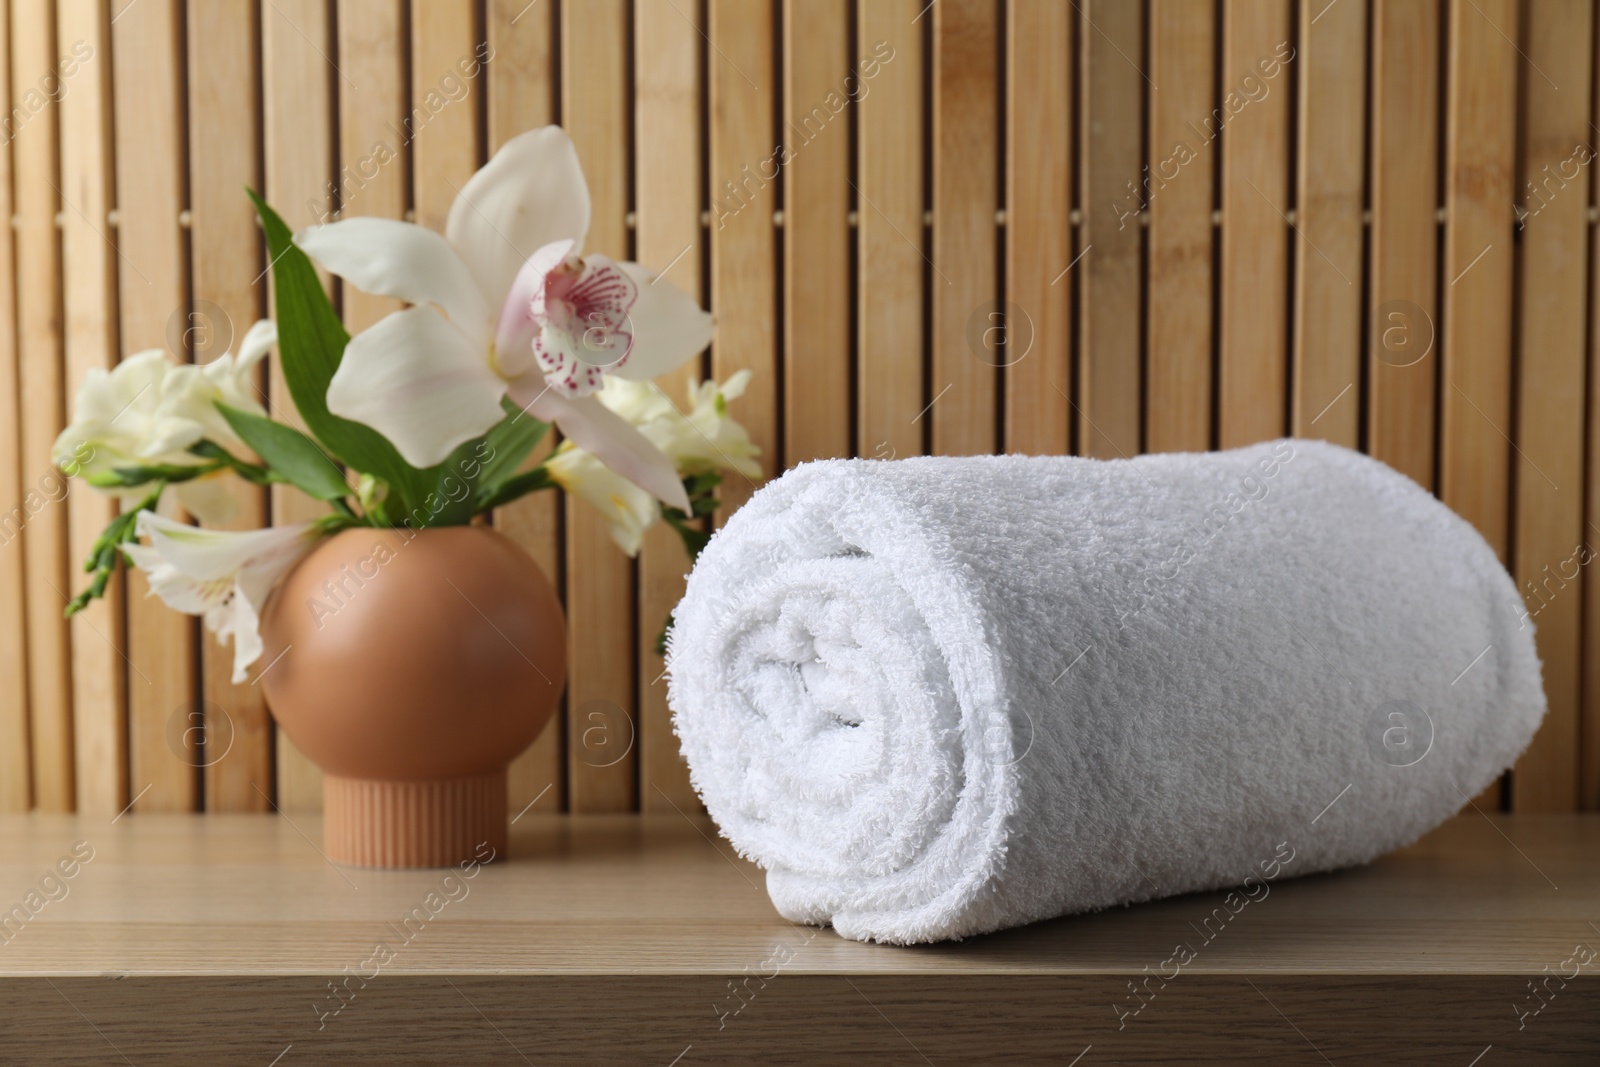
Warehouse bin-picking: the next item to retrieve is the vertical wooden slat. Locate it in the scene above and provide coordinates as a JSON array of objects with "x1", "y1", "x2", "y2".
[
  {"x1": 1005, "y1": 0, "x2": 1070, "y2": 455},
  {"x1": 635, "y1": 0, "x2": 702, "y2": 812},
  {"x1": 1440, "y1": 0, "x2": 1515, "y2": 558},
  {"x1": 708, "y1": 0, "x2": 777, "y2": 513},
  {"x1": 13, "y1": 0, "x2": 74, "y2": 811},
  {"x1": 189, "y1": 0, "x2": 269, "y2": 812},
  {"x1": 486, "y1": 0, "x2": 564, "y2": 815},
  {"x1": 1367, "y1": 0, "x2": 1439, "y2": 486},
  {"x1": 1588, "y1": 15, "x2": 1600, "y2": 814},
  {"x1": 1077, "y1": 0, "x2": 1141, "y2": 458},
  {"x1": 562, "y1": 0, "x2": 637, "y2": 813},
  {"x1": 59, "y1": 0, "x2": 124, "y2": 815},
  {"x1": 783, "y1": 0, "x2": 851, "y2": 465},
  {"x1": 931, "y1": 0, "x2": 997, "y2": 457},
  {"x1": 410, "y1": 1, "x2": 480, "y2": 234},
  {"x1": 1145, "y1": 0, "x2": 1212, "y2": 454},
  {"x1": 114, "y1": 0, "x2": 192, "y2": 812},
  {"x1": 1218, "y1": 0, "x2": 1291, "y2": 449},
  {"x1": 1443, "y1": 0, "x2": 1517, "y2": 814},
  {"x1": 0, "y1": 0, "x2": 28, "y2": 812},
  {"x1": 1511, "y1": 0, "x2": 1589, "y2": 813},
  {"x1": 1292, "y1": 0, "x2": 1364, "y2": 446},
  {"x1": 855, "y1": 0, "x2": 923, "y2": 461},
  {"x1": 337, "y1": 0, "x2": 406, "y2": 329},
  {"x1": 263, "y1": 0, "x2": 336, "y2": 811}
]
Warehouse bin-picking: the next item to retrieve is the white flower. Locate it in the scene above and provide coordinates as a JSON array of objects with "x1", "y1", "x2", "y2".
[
  {"x1": 294, "y1": 125, "x2": 709, "y2": 511},
  {"x1": 597, "y1": 372, "x2": 762, "y2": 480},
  {"x1": 552, "y1": 373, "x2": 762, "y2": 556},
  {"x1": 545, "y1": 446, "x2": 656, "y2": 556},
  {"x1": 52, "y1": 320, "x2": 278, "y2": 523},
  {"x1": 121, "y1": 511, "x2": 323, "y2": 682}
]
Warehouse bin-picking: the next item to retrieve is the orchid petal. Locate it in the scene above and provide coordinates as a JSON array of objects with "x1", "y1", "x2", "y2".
[
  {"x1": 605, "y1": 262, "x2": 713, "y2": 382},
  {"x1": 522, "y1": 388, "x2": 690, "y2": 512},
  {"x1": 494, "y1": 239, "x2": 574, "y2": 379},
  {"x1": 295, "y1": 218, "x2": 491, "y2": 345},
  {"x1": 534, "y1": 253, "x2": 637, "y2": 397},
  {"x1": 446, "y1": 126, "x2": 590, "y2": 306},
  {"x1": 326, "y1": 305, "x2": 509, "y2": 468}
]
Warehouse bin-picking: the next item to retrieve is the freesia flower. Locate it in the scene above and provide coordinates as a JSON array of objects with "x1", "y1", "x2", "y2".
[
  {"x1": 600, "y1": 372, "x2": 762, "y2": 481},
  {"x1": 51, "y1": 320, "x2": 278, "y2": 523},
  {"x1": 294, "y1": 125, "x2": 709, "y2": 511},
  {"x1": 121, "y1": 511, "x2": 323, "y2": 682},
  {"x1": 553, "y1": 374, "x2": 762, "y2": 555},
  {"x1": 545, "y1": 446, "x2": 655, "y2": 556}
]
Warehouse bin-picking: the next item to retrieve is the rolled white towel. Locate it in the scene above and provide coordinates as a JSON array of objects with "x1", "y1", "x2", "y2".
[{"x1": 667, "y1": 440, "x2": 1546, "y2": 944}]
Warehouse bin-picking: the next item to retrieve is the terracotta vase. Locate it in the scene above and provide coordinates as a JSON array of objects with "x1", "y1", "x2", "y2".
[{"x1": 258, "y1": 526, "x2": 566, "y2": 868}]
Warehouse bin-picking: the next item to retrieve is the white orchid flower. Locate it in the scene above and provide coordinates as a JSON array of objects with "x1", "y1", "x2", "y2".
[
  {"x1": 294, "y1": 125, "x2": 709, "y2": 512},
  {"x1": 52, "y1": 320, "x2": 278, "y2": 523},
  {"x1": 121, "y1": 511, "x2": 323, "y2": 682},
  {"x1": 545, "y1": 446, "x2": 656, "y2": 556}
]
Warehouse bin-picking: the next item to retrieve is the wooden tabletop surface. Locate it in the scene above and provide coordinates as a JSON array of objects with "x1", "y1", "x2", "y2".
[
  {"x1": 0, "y1": 810, "x2": 1594, "y2": 978},
  {"x1": 2, "y1": 812, "x2": 1597, "y2": 1064}
]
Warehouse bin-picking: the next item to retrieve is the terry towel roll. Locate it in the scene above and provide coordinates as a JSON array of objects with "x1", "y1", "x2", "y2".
[{"x1": 666, "y1": 440, "x2": 1546, "y2": 944}]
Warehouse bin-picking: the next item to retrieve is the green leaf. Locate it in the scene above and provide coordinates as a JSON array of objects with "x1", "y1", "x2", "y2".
[
  {"x1": 474, "y1": 466, "x2": 554, "y2": 512},
  {"x1": 420, "y1": 437, "x2": 488, "y2": 527},
  {"x1": 217, "y1": 402, "x2": 351, "y2": 501},
  {"x1": 478, "y1": 397, "x2": 550, "y2": 489},
  {"x1": 249, "y1": 190, "x2": 431, "y2": 517},
  {"x1": 662, "y1": 507, "x2": 712, "y2": 560}
]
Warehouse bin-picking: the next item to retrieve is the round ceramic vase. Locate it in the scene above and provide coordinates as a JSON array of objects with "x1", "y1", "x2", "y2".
[{"x1": 259, "y1": 526, "x2": 566, "y2": 868}]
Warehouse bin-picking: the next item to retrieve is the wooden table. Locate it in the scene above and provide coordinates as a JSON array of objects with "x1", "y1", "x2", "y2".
[{"x1": 0, "y1": 812, "x2": 1595, "y2": 1065}]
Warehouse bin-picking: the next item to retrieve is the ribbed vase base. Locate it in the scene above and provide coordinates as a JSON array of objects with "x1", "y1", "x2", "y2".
[{"x1": 323, "y1": 769, "x2": 508, "y2": 868}]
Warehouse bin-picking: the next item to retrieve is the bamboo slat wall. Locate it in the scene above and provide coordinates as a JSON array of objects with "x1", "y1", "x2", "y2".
[{"x1": 2, "y1": 0, "x2": 1598, "y2": 816}]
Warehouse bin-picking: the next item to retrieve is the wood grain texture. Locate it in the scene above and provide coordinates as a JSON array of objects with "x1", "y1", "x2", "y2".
[
  {"x1": 1145, "y1": 0, "x2": 1213, "y2": 454},
  {"x1": 262, "y1": 0, "x2": 337, "y2": 812},
  {"x1": 1077, "y1": 0, "x2": 1142, "y2": 458},
  {"x1": 855, "y1": 0, "x2": 922, "y2": 462},
  {"x1": 1590, "y1": 26, "x2": 1600, "y2": 815},
  {"x1": 12, "y1": 0, "x2": 74, "y2": 812},
  {"x1": 486, "y1": 0, "x2": 564, "y2": 816},
  {"x1": 0, "y1": 813, "x2": 1596, "y2": 1064},
  {"x1": 337, "y1": 0, "x2": 406, "y2": 329},
  {"x1": 0, "y1": 0, "x2": 28, "y2": 812},
  {"x1": 635, "y1": 0, "x2": 703, "y2": 813},
  {"x1": 1367, "y1": 0, "x2": 1439, "y2": 487},
  {"x1": 1292, "y1": 0, "x2": 1364, "y2": 447},
  {"x1": 1005, "y1": 0, "x2": 1070, "y2": 455},
  {"x1": 931, "y1": 0, "x2": 997, "y2": 457},
  {"x1": 562, "y1": 0, "x2": 636, "y2": 813},
  {"x1": 113, "y1": 0, "x2": 194, "y2": 814},
  {"x1": 783, "y1": 0, "x2": 851, "y2": 466},
  {"x1": 188, "y1": 0, "x2": 269, "y2": 813},
  {"x1": 1441, "y1": 0, "x2": 1516, "y2": 815},
  {"x1": 1440, "y1": 0, "x2": 1514, "y2": 559},
  {"x1": 2, "y1": 974, "x2": 1596, "y2": 1064},
  {"x1": 57, "y1": 0, "x2": 123, "y2": 816},
  {"x1": 1511, "y1": 0, "x2": 1590, "y2": 814},
  {"x1": 708, "y1": 0, "x2": 777, "y2": 516},
  {"x1": 1218, "y1": 0, "x2": 1291, "y2": 449},
  {"x1": 410, "y1": 0, "x2": 481, "y2": 234},
  {"x1": 0, "y1": 812, "x2": 1591, "y2": 975}
]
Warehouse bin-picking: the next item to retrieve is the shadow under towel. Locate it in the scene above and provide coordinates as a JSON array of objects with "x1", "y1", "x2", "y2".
[{"x1": 665, "y1": 440, "x2": 1546, "y2": 944}]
